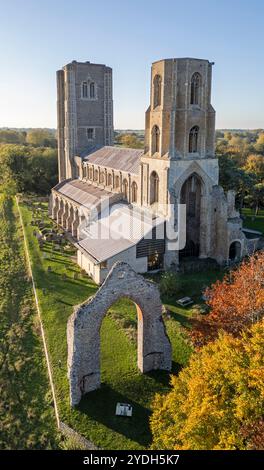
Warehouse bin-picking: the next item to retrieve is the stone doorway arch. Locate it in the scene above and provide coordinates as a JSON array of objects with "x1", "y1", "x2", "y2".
[
  {"x1": 179, "y1": 173, "x2": 203, "y2": 259},
  {"x1": 67, "y1": 262, "x2": 172, "y2": 406},
  {"x1": 229, "y1": 240, "x2": 241, "y2": 260}
]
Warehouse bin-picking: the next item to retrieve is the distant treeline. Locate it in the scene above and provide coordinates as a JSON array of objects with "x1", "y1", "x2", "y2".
[
  {"x1": 0, "y1": 128, "x2": 264, "y2": 208},
  {"x1": 0, "y1": 128, "x2": 57, "y2": 148}
]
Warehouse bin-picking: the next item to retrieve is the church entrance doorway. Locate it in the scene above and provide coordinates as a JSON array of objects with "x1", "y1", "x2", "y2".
[{"x1": 179, "y1": 173, "x2": 202, "y2": 260}]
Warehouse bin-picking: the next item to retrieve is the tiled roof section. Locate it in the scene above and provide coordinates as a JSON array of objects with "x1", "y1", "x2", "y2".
[
  {"x1": 83, "y1": 146, "x2": 143, "y2": 174},
  {"x1": 76, "y1": 203, "x2": 165, "y2": 263},
  {"x1": 53, "y1": 179, "x2": 121, "y2": 208}
]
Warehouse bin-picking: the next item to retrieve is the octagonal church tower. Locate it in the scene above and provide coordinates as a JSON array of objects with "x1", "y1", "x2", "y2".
[{"x1": 141, "y1": 58, "x2": 245, "y2": 266}]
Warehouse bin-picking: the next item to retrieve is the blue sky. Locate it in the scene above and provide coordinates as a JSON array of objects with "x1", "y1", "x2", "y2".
[{"x1": 0, "y1": 0, "x2": 263, "y2": 129}]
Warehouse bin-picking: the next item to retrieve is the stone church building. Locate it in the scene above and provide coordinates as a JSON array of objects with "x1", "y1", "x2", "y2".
[{"x1": 50, "y1": 58, "x2": 248, "y2": 284}]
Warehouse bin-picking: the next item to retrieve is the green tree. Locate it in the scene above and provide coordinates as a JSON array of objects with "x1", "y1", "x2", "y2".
[
  {"x1": 26, "y1": 129, "x2": 57, "y2": 148},
  {"x1": 0, "y1": 144, "x2": 58, "y2": 194},
  {"x1": 254, "y1": 133, "x2": 264, "y2": 154},
  {"x1": 116, "y1": 133, "x2": 144, "y2": 149},
  {"x1": 218, "y1": 154, "x2": 253, "y2": 208},
  {"x1": 0, "y1": 144, "x2": 30, "y2": 194},
  {"x1": 150, "y1": 321, "x2": 264, "y2": 450},
  {"x1": 0, "y1": 129, "x2": 26, "y2": 144},
  {"x1": 245, "y1": 182, "x2": 264, "y2": 215}
]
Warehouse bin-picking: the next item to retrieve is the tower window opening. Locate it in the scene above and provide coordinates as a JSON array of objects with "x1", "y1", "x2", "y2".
[
  {"x1": 190, "y1": 72, "x2": 201, "y2": 105},
  {"x1": 90, "y1": 82, "x2": 95, "y2": 99},
  {"x1": 82, "y1": 81, "x2": 88, "y2": 98},
  {"x1": 189, "y1": 126, "x2": 199, "y2": 153},
  {"x1": 87, "y1": 128, "x2": 95, "y2": 141},
  {"x1": 150, "y1": 171, "x2": 159, "y2": 204},
  {"x1": 152, "y1": 125, "x2": 160, "y2": 154},
  {"x1": 153, "y1": 74, "x2": 162, "y2": 108}
]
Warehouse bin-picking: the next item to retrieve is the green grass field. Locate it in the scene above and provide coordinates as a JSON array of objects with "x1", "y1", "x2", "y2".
[
  {"x1": 242, "y1": 207, "x2": 264, "y2": 233},
  {"x1": 0, "y1": 196, "x2": 57, "y2": 449},
  {"x1": 18, "y1": 196, "x2": 223, "y2": 449}
]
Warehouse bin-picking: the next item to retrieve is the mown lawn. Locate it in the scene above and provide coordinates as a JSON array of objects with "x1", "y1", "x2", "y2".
[
  {"x1": 0, "y1": 195, "x2": 57, "y2": 449},
  {"x1": 19, "y1": 196, "x2": 223, "y2": 449},
  {"x1": 242, "y1": 207, "x2": 264, "y2": 233}
]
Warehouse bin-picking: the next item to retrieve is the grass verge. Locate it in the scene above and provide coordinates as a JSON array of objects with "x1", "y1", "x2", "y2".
[{"x1": 0, "y1": 195, "x2": 57, "y2": 449}]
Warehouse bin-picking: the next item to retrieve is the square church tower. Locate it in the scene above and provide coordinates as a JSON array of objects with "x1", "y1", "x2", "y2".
[{"x1": 57, "y1": 60, "x2": 113, "y2": 181}]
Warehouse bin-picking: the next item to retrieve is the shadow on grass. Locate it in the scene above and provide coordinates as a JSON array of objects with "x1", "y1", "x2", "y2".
[
  {"x1": 56, "y1": 298, "x2": 76, "y2": 307},
  {"x1": 78, "y1": 383, "x2": 153, "y2": 448},
  {"x1": 46, "y1": 257, "x2": 73, "y2": 267},
  {"x1": 77, "y1": 363, "x2": 181, "y2": 447},
  {"x1": 167, "y1": 310, "x2": 192, "y2": 328},
  {"x1": 145, "y1": 361, "x2": 181, "y2": 386}
]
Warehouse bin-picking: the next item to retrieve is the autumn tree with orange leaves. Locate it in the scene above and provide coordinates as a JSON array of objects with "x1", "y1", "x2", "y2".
[
  {"x1": 191, "y1": 252, "x2": 264, "y2": 347},
  {"x1": 150, "y1": 321, "x2": 264, "y2": 450}
]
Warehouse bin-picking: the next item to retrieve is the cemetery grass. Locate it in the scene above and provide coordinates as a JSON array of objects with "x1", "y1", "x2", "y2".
[
  {"x1": 19, "y1": 197, "x2": 222, "y2": 450},
  {"x1": 0, "y1": 195, "x2": 57, "y2": 449},
  {"x1": 242, "y1": 207, "x2": 264, "y2": 233}
]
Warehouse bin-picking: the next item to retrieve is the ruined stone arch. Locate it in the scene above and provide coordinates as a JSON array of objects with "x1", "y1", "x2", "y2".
[{"x1": 67, "y1": 262, "x2": 172, "y2": 406}]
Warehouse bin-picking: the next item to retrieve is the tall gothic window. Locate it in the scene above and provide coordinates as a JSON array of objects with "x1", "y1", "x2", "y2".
[
  {"x1": 123, "y1": 179, "x2": 128, "y2": 199},
  {"x1": 107, "y1": 173, "x2": 112, "y2": 186},
  {"x1": 94, "y1": 169, "x2": 98, "y2": 181},
  {"x1": 152, "y1": 125, "x2": 160, "y2": 154},
  {"x1": 82, "y1": 81, "x2": 88, "y2": 98},
  {"x1": 190, "y1": 72, "x2": 201, "y2": 105},
  {"x1": 150, "y1": 171, "x2": 159, "y2": 204},
  {"x1": 131, "y1": 182, "x2": 137, "y2": 203},
  {"x1": 115, "y1": 175, "x2": 120, "y2": 188},
  {"x1": 90, "y1": 82, "x2": 95, "y2": 98},
  {"x1": 189, "y1": 126, "x2": 199, "y2": 153},
  {"x1": 153, "y1": 74, "x2": 162, "y2": 108},
  {"x1": 99, "y1": 171, "x2": 105, "y2": 184}
]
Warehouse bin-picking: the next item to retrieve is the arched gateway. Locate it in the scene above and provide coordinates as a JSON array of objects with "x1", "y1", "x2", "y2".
[{"x1": 67, "y1": 262, "x2": 172, "y2": 406}]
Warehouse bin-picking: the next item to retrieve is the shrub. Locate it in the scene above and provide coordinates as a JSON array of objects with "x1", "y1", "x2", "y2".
[{"x1": 159, "y1": 271, "x2": 184, "y2": 298}]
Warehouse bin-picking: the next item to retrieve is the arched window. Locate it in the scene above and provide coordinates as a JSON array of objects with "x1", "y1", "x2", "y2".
[
  {"x1": 190, "y1": 72, "x2": 201, "y2": 105},
  {"x1": 90, "y1": 82, "x2": 95, "y2": 99},
  {"x1": 115, "y1": 175, "x2": 120, "y2": 188},
  {"x1": 150, "y1": 171, "x2": 159, "y2": 204},
  {"x1": 83, "y1": 165, "x2": 87, "y2": 178},
  {"x1": 189, "y1": 126, "x2": 199, "y2": 153},
  {"x1": 153, "y1": 74, "x2": 162, "y2": 108},
  {"x1": 229, "y1": 241, "x2": 241, "y2": 261},
  {"x1": 123, "y1": 178, "x2": 128, "y2": 199},
  {"x1": 107, "y1": 174, "x2": 112, "y2": 186},
  {"x1": 99, "y1": 171, "x2": 105, "y2": 184},
  {"x1": 131, "y1": 182, "x2": 138, "y2": 203},
  {"x1": 82, "y1": 81, "x2": 88, "y2": 98},
  {"x1": 89, "y1": 167, "x2": 93, "y2": 179},
  {"x1": 152, "y1": 125, "x2": 160, "y2": 154},
  {"x1": 94, "y1": 169, "x2": 98, "y2": 181}
]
